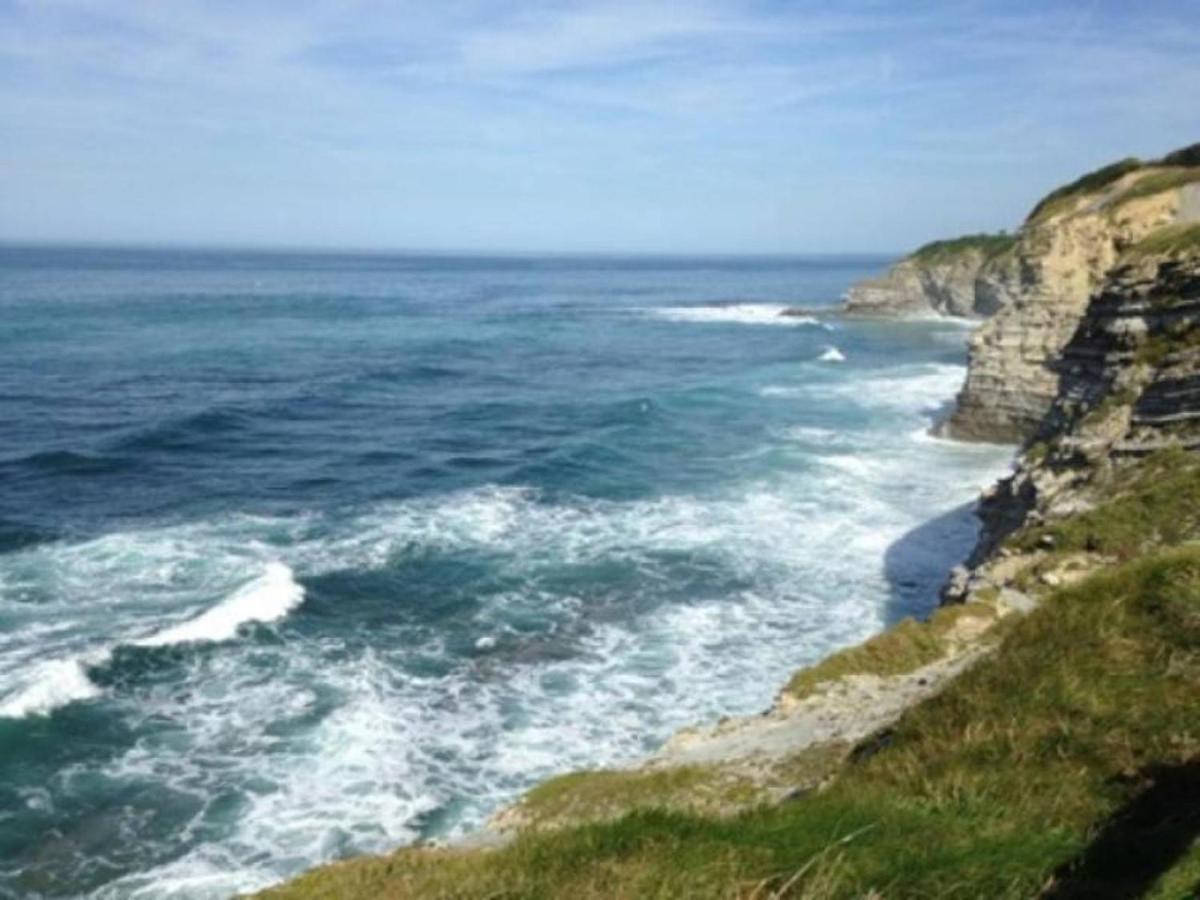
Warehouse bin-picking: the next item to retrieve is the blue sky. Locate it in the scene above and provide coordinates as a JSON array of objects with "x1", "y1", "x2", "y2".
[{"x1": 1, "y1": 1, "x2": 1198, "y2": 253}]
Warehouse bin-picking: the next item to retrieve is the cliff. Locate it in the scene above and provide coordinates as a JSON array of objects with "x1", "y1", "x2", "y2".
[
  {"x1": 846, "y1": 144, "x2": 1200, "y2": 443},
  {"x1": 944, "y1": 225, "x2": 1200, "y2": 605},
  {"x1": 945, "y1": 160, "x2": 1200, "y2": 442},
  {"x1": 843, "y1": 233, "x2": 1019, "y2": 317}
]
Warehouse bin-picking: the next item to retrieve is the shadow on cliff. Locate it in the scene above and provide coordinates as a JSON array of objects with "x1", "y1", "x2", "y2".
[
  {"x1": 881, "y1": 500, "x2": 979, "y2": 626},
  {"x1": 1040, "y1": 759, "x2": 1200, "y2": 899}
]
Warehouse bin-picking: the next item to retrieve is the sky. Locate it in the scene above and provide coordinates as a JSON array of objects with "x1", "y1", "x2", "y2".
[{"x1": 1, "y1": 0, "x2": 1198, "y2": 254}]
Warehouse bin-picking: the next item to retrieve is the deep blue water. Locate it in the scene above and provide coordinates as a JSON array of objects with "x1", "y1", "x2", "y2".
[{"x1": 0, "y1": 247, "x2": 1011, "y2": 898}]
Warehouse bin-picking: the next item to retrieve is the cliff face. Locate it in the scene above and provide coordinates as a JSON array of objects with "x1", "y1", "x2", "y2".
[
  {"x1": 943, "y1": 173, "x2": 1200, "y2": 441},
  {"x1": 843, "y1": 235, "x2": 1019, "y2": 317},
  {"x1": 846, "y1": 145, "x2": 1200, "y2": 443},
  {"x1": 944, "y1": 232, "x2": 1200, "y2": 603}
]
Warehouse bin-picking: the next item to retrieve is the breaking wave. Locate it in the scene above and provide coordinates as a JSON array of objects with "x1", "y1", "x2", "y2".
[{"x1": 646, "y1": 304, "x2": 820, "y2": 326}]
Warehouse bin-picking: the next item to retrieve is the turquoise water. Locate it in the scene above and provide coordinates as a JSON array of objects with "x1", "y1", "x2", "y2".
[{"x1": 0, "y1": 248, "x2": 1012, "y2": 897}]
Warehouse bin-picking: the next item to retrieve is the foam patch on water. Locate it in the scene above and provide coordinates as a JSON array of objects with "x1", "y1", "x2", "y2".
[
  {"x1": 818, "y1": 346, "x2": 846, "y2": 362},
  {"x1": 647, "y1": 304, "x2": 819, "y2": 326}
]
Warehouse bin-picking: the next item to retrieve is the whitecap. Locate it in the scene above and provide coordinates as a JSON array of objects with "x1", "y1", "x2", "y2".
[
  {"x1": 133, "y1": 562, "x2": 304, "y2": 648},
  {"x1": 645, "y1": 304, "x2": 818, "y2": 326},
  {"x1": 781, "y1": 425, "x2": 840, "y2": 444},
  {"x1": 0, "y1": 562, "x2": 302, "y2": 719},
  {"x1": 818, "y1": 346, "x2": 846, "y2": 362},
  {"x1": 0, "y1": 657, "x2": 102, "y2": 718}
]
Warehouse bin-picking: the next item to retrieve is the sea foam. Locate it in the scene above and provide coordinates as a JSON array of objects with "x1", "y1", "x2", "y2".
[
  {"x1": 0, "y1": 561, "x2": 303, "y2": 719},
  {"x1": 0, "y1": 355, "x2": 1012, "y2": 897},
  {"x1": 0, "y1": 657, "x2": 102, "y2": 718},
  {"x1": 134, "y1": 562, "x2": 304, "y2": 648},
  {"x1": 648, "y1": 304, "x2": 819, "y2": 326}
]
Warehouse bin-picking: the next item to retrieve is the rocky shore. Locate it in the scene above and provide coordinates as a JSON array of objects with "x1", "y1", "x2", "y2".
[{"x1": 467, "y1": 153, "x2": 1200, "y2": 864}]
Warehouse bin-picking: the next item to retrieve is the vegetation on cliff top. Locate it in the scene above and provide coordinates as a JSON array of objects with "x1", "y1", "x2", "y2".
[
  {"x1": 1111, "y1": 168, "x2": 1200, "y2": 211},
  {"x1": 499, "y1": 742, "x2": 850, "y2": 833},
  {"x1": 1009, "y1": 449, "x2": 1200, "y2": 562},
  {"x1": 780, "y1": 601, "x2": 995, "y2": 701},
  {"x1": 910, "y1": 232, "x2": 1016, "y2": 264},
  {"x1": 258, "y1": 451, "x2": 1200, "y2": 899},
  {"x1": 1026, "y1": 142, "x2": 1200, "y2": 224},
  {"x1": 1026, "y1": 157, "x2": 1144, "y2": 223}
]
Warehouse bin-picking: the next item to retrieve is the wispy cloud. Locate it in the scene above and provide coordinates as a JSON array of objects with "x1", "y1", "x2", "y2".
[{"x1": 1, "y1": 1, "x2": 1197, "y2": 251}]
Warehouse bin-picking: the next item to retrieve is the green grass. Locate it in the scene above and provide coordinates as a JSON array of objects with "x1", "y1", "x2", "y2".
[
  {"x1": 1008, "y1": 449, "x2": 1200, "y2": 561},
  {"x1": 256, "y1": 543, "x2": 1200, "y2": 899},
  {"x1": 501, "y1": 742, "x2": 852, "y2": 833},
  {"x1": 1026, "y1": 157, "x2": 1143, "y2": 223},
  {"x1": 1158, "y1": 141, "x2": 1200, "y2": 168},
  {"x1": 781, "y1": 602, "x2": 996, "y2": 701},
  {"x1": 910, "y1": 232, "x2": 1017, "y2": 264},
  {"x1": 1126, "y1": 222, "x2": 1200, "y2": 260},
  {"x1": 509, "y1": 765, "x2": 759, "y2": 828}
]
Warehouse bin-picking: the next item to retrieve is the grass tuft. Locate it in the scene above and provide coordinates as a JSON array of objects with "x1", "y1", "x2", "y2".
[{"x1": 781, "y1": 602, "x2": 996, "y2": 702}]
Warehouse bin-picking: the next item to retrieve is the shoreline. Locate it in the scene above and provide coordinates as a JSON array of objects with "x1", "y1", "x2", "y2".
[{"x1": 344, "y1": 327, "x2": 1016, "y2": 857}]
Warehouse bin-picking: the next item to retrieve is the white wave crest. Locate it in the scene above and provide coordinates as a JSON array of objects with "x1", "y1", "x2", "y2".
[
  {"x1": 819, "y1": 346, "x2": 846, "y2": 362},
  {"x1": 0, "y1": 562, "x2": 302, "y2": 719},
  {"x1": 0, "y1": 657, "x2": 102, "y2": 718},
  {"x1": 647, "y1": 304, "x2": 818, "y2": 326},
  {"x1": 134, "y1": 562, "x2": 304, "y2": 648},
  {"x1": 758, "y1": 385, "x2": 802, "y2": 398}
]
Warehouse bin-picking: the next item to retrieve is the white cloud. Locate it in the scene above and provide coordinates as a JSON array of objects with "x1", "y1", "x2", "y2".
[{"x1": 1, "y1": 1, "x2": 1197, "y2": 251}]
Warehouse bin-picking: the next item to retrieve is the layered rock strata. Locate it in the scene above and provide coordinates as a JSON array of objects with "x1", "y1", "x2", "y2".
[
  {"x1": 943, "y1": 176, "x2": 1200, "y2": 441},
  {"x1": 843, "y1": 238, "x2": 1019, "y2": 317},
  {"x1": 945, "y1": 239, "x2": 1200, "y2": 602},
  {"x1": 845, "y1": 145, "x2": 1200, "y2": 443}
]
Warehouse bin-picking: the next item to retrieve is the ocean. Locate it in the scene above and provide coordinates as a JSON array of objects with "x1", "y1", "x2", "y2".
[{"x1": 0, "y1": 247, "x2": 1012, "y2": 898}]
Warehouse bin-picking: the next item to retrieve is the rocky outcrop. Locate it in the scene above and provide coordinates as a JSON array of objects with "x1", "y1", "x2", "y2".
[
  {"x1": 942, "y1": 175, "x2": 1200, "y2": 442},
  {"x1": 846, "y1": 144, "x2": 1200, "y2": 443},
  {"x1": 843, "y1": 235, "x2": 1018, "y2": 317},
  {"x1": 944, "y1": 235, "x2": 1200, "y2": 603}
]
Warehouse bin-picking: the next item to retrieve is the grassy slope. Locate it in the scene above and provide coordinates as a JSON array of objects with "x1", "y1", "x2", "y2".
[
  {"x1": 1111, "y1": 169, "x2": 1200, "y2": 210},
  {"x1": 259, "y1": 454, "x2": 1200, "y2": 900}
]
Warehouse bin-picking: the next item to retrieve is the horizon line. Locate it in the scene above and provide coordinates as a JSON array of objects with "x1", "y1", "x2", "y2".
[{"x1": 0, "y1": 238, "x2": 904, "y2": 261}]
